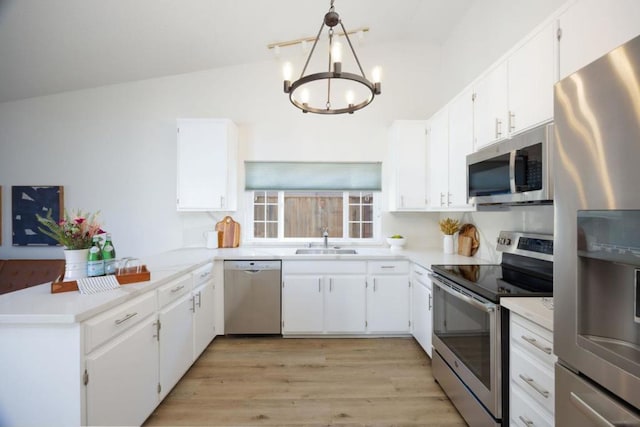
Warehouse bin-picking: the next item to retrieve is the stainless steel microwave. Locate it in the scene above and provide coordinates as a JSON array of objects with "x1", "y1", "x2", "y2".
[{"x1": 466, "y1": 123, "x2": 553, "y2": 205}]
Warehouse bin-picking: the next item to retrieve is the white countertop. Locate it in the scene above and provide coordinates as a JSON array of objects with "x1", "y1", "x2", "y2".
[
  {"x1": 501, "y1": 297, "x2": 554, "y2": 331},
  {"x1": 0, "y1": 245, "x2": 487, "y2": 325}
]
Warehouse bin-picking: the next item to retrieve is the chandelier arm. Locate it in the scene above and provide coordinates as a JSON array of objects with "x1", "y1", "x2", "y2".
[
  {"x1": 327, "y1": 29, "x2": 333, "y2": 109},
  {"x1": 339, "y1": 20, "x2": 367, "y2": 78},
  {"x1": 299, "y1": 21, "x2": 326, "y2": 79}
]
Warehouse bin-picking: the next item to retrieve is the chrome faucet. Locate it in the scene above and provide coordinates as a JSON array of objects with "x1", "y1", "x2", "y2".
[{"x1": 322, "y1": 227, "x2": 329, "y2": 248}]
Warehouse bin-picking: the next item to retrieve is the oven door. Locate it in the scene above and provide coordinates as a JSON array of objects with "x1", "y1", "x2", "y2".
[{"x1": 431, "y1": 273, "x2": 502, "y2": 418}]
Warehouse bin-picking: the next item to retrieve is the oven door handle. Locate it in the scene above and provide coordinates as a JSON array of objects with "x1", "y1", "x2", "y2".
[{"x1": 429, "y1": 274, "x2": 495, "y2": 313}]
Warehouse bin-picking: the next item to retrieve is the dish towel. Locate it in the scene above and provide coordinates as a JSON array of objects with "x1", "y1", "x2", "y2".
[{"x1": 77, "y1": 276, "x2": 120, "y2": 295}]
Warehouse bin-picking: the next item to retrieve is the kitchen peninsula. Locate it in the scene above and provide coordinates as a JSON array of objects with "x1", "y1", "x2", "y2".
[{"x1": 0, "y1": 247, "x2": 478, "y2": 426}]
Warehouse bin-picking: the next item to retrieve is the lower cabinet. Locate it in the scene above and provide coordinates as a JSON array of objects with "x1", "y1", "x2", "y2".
[
  {"x1": 325, "y1": 275, "x2": 366, "y2": 333},
  {"x1": 85, "y1": 315, "x2": 159, "y2": 426},
  {"x1": 281, "y1": 275, "x2": 324, "y2": 334},
  {"x1": 410, "y1": 263, "x2": 433, "y2": 357},
  {"x1": 367, "y1": 261, "x2": 410, "y2": 334},
  {"x1": 193, "y1": 279, "x2": 216, "y2": 357}
]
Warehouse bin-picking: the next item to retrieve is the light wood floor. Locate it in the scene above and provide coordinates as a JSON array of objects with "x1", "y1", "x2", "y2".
[{"x1": 143, "y1": 337, "x2": 466, "y2": 426}]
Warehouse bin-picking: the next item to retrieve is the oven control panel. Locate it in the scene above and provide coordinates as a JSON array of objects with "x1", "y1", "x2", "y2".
[{"x1": 496, "y1": 231, "x2": 554, "y2": 261}]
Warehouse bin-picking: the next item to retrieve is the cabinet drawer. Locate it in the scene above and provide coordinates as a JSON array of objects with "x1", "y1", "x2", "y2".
[
  {"x1": 158, "y1": 275, "x2": 192, "y2": 308},
  {"x1": 84, "y1": 291, "x2": 156, "y2": 353},
  {"x1": 511, "y1": 346, "x2": 555, "y2": 413},
  {"x1": 192, "y1": 263, "x2": 213, "y2": 287},
  {"x1": 368, "y1": 261, "x2": 409, "y2": 275},
  {"x1": 511, "y1": 314, "x2": 555, "y2": 367},
  {"x1": 510, "y1": 381, "x2": 553, "y2": 427},
  {"x1": 283, "y1": 260, "x2": 367, "y2": 275}
]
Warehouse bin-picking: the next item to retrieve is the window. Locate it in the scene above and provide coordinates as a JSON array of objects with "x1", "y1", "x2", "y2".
[{"x1": 250, "y1": 191, "x2": 379, "y2": 241}]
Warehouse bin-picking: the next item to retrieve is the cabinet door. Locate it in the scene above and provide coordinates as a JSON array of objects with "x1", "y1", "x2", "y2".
[
  {"x1": 508, "y1": 22, "x2": 555, "y2": 134},
  {"x1": 325, "y1": 275, "x2": 366, "y2": 333},
  {"x1": 193, "y1": 281, "x2": 216, "y2": 359},
  {"x1": 176, "y1": 119, "x2": 237, "y2": 211},
  {"x1": 388, "y1": 120, "x2": 429, "y2": 211},
  {"x1": 425, "y1": 286, "x2": 433, "y2": 358},
  {"x1": 473, "y1": 61, "x2": 508, "y2": 150},
  {"x1": 159, "y1": 292, "x2": 194, "y2": 400},
  {"x1": 367, "y1": 275, "x2": 410, "y2": 333},
  {"x1": 428, "y1": 107, "x2": 449, "y2": 209},
  {"x1": 411, "y1": 279, "x2": 429, "y2": 355},
  {"x1": 282, "y1": 275, "x2": 324, "y2": 334},
  {"x1": 447, "y1": 89, "x2": 474, "y2": 208},
  {"x1": 86, "y1": 316, "x2": 159, "y2": 426},
  {"x1": 558, "y1": 0, "x2": 640, "y2": 79}
]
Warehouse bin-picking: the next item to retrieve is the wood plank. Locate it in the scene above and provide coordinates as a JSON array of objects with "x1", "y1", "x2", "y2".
[{"x1": 143, "y1": 337, "x2": 466, "y2": 426}]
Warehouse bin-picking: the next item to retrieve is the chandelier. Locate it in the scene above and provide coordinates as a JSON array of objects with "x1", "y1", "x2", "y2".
[{"x1": 280, "y1": 0, "x2": 381, "y2": 114}]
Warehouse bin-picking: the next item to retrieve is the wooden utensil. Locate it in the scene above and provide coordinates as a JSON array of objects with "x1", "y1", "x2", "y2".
[
  {"x1": 458, "y1": 223, "x2": 480, "y2": 256},
  {"x1": 215, "y1": 216, "x2": 240, "y2": 248}
]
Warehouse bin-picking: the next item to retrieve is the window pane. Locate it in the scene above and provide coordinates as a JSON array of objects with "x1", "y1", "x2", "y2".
[
  {"x1": 349, "y1": 194, "x2": 360, "y2": 204},
  {"x1": 362, "y1": 222, "x2": 373, "y2": 238},
  {"x1": 254, "y1": 205, "x2": 265, "y2": 221},
  {"x1": 349, "y1": 223, "x2": 361, "y2": 238},
  {"x1": 254, "y1": 223, "x2": 265, "y2": 238},
  {"x1": 254, "y1": 193, "x2": 265, "y2": 203},
  {"x1": 363, "y1": 205, "x2": 373, "y2": 221},
  {"x1": 267, "y1": 205, "x2": 278, "y2": 221},
  {"x1": 266, "y1": 192, "x2": 278, "y2": 203},
  {"x1": 349, "y1": 205, "x2": 360, "y2": 221},
  {"x1": 362, "y1": 192, "x2": 373, "y2": 204},
  {"x1": 284, "y1": 192, "x2": 343, "y2": 238},
  {"x1": 266, "y1": 223, "x2": 278, "y2": 238}
]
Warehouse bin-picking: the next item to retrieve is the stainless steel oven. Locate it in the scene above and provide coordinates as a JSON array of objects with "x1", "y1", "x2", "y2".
[
  {"x1": 466, "y1": 123, "x2": 553, "y2": 206},
  {"x1": 431, "y1": 231, "x2": 553, "y2": 426}
]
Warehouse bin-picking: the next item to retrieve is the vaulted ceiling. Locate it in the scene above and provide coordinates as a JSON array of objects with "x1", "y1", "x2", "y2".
[{"x1": 0, "y1": 0, "x2": 475, "y2": 103}]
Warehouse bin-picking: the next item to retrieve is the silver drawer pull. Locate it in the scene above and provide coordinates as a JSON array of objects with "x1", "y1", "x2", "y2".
[
  {"x1": 171, "y1": 285, "x2": 185, "y2": 293},
  {"x1": 521, "y1": 335, "x2": 552, "y2": 354},
  {"x1": 414, "y1": 270, "x2": 424, "y2": 276},
  {"x1": 199, "y1": 271, "x2": 210, "y2": 278},
  {"x1": 114, "y1": 312, "x2": 137, "y2": 325},
  {"x1": 518, "y1": 415, "x2": 534, "y2": 426},
  {"x1": 519, "y1": 374, "x2": 549, "y2": 398},
  {"x1": 380, "y1": 265, "x2": 396, "y2": 269}
]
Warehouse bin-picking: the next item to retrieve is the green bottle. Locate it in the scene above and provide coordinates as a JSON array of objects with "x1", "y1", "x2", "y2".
[
  {"x1": 87, "y1": 236, "x2": 105, "y2": 277},
  {"x1": 102, "y1": 234, "x2": 117, "y2": 275}
]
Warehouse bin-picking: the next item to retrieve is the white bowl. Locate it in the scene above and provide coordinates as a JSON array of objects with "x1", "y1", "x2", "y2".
[{"x1": 386, "y1": 237, "x2": 406, "y2": 250}]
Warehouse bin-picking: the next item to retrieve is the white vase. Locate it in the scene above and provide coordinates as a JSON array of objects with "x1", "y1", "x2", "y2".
[
  {"x1": 443, "y1": 235, "x2": 454, "y2": 254},
  {"x1": 63, "y1": 248, "x2": 89, "y2": 281}
]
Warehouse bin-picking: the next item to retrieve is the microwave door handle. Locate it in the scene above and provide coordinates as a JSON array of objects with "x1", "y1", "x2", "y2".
[
  {"x1": 509, "y1": 150, "x2": 517, "y2": 193},
  {"x1": 429, "y1": 274, "x2": 495, "y2": 313}
]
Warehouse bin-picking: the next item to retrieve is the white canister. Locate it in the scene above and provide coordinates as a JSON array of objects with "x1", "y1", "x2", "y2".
[{"x1": 205, "y1": 231, "x2": 219, "y2": 249}]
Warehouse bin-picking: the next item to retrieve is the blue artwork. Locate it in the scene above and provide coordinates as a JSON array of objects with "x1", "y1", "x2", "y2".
[{"x1": 12, "y1": 186, "x2": 64, "y2": 246}]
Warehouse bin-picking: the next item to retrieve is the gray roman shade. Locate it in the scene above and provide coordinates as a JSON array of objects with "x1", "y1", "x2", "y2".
[{"x1": 245, "y1": 161, "x2": 382, "y2": 191}]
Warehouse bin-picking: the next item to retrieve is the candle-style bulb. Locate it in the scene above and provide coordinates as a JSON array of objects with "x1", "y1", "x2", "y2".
[{"x1": 372, "y1": 66, "x2": 382, "y2": 83}]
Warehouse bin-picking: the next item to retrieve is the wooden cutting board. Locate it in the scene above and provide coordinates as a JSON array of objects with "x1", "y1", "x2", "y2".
[
  {"x1": 215, "y1": 216, "x2": 240, "y2": 248},
  {"x1": 458, "y1": 223, "x2": 480, "y2": 257}
]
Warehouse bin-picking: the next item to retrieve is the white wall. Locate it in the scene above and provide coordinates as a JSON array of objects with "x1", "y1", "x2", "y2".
[{"x1": 0, "y1": 41, "x2": 443, "y2": 259}]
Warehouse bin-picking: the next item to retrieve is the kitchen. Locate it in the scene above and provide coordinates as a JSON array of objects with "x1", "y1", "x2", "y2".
[{"x1": 0, "y1": 0, "x2": 639, "y2": 426}]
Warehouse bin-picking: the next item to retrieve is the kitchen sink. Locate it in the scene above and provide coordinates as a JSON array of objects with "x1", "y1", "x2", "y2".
[{"x1": 295, "y1": 248, "x2": 358, "y2": 255}]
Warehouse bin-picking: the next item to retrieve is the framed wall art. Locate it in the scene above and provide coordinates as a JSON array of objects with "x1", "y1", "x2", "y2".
[{"x1": 12, "y1": 185, "x2": 64, "y2": 246}]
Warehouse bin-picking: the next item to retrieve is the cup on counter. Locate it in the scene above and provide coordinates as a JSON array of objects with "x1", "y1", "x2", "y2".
[
  {"x1": 204, "y1": 231, "x2": 219, "y2": 249},
  {"x1": 116, "y1": 257, "x2": 142, "y2": 275}
]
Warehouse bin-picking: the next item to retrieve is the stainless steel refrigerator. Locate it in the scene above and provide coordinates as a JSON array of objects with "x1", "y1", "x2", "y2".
[{"x1": 554, "y1": 34, "x2": 640, "y2": 425}]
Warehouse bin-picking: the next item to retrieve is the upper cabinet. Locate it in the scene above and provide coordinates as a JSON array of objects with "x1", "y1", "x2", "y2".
[
  {"x1": 473, "y1": 22, "x2": 556, "y2": 150},
  {"x1": 558, "y1": 0, "x2": 640, "y2": 79},
  {"x1": 176, "y1": 118, "x2": 238, "y2": 211},
  {"x1": 388, "y1": 120, "x2": 429, "y2": 211}
]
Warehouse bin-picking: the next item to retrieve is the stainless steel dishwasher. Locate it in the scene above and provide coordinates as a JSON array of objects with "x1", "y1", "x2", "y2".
[{"x1": 223, "y1": 260, "x2": 282, "y2": 335}]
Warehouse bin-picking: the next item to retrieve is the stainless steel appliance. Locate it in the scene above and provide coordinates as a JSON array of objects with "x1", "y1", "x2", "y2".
[
  {"x1": 431, "y1": 231, "x2": 553, "y2": 426},
  {"x1": 466, "y1": 123, "x2": 553, "y2": 206},
  {"x1": 554, "y1": 34, "x2": 640, "y2": 425},
  {"x1": 223, "y1": 260, "x2": 282, "y2": 335}
]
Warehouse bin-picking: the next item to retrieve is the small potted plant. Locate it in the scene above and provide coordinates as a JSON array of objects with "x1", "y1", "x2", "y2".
[
  {"x1": 438, "y1": 218, "x2": 460, "y2": 254},
  {"x1": 386, "y1": 234, "x2": 406, "y2": 251}
]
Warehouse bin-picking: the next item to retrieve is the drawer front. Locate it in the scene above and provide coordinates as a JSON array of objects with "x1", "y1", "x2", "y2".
[
  {"x1": 192, "y1": 263, "x2": 213, "y2": 287},
  {"x1": 510, "y1": 382, "x2": 553, "y2": 427},
  {"x1": 511, "y1": 346, "x2": 555, "y2": 413},
  {"x1": 158, "y1": 275, "x2": 192, "y2": 308},
  {"x1": 283, "y1": 260, "x2": 367, "y2": 275},
  {"x1": 84, "y1": 291, "x2": 156, "y2": 353},
  {"x1": 368, "y1": 261, "x2": 409, "y2": 275},
  {"x1": 511, "y1": 315, "x2": 555, "y2": 367}
]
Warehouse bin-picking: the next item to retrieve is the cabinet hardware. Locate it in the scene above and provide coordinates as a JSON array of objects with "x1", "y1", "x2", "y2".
[
  {"x1": 373, "y1": 278, "x2": 376, "y2": 292},
  {"x1": 518, "y1": 374, "x2": 549, "y2": 398},
  {"x1": 414, "y1": 270, "x2": 424, "y2": 276},
  {"x1": 428, "y1": 294, "x2": 432, "y2": 310},
  {"x1": 329, "y1": 278, "x2": 333, "y2": 292},
  {"x1": 400, "y1": 195, "x2": 405, "y2": 207},
  {"x1": 197, "y1": 291, "x2": 202, "y2": 308},
  {"x1": 472, "y1": 92, "x2": 476, "y2": 102},
  {"x1": 157, "y1": 383, "x2": 162, "y2": 394},
  {"x1": 153, "y1": 320, "x2": 161, "y2": 341},
  {"x1": 191, "y1": 295, "x2": 196, "y2": 312},
  {"x1": 521, "y1": 335, "x2": 552, "y2": 354},
  {"x1": 448, "y1": 192, "x2": 452, "y2": 206},
  {"x1": 365, "y1": 320, "x2": 368, "y2": 328},
  {"x1": 380, "y1": 265, "x2": 395, "y2": 269},
  {"x1": 170, "y1": 285, "x2": 185, "y2": 293},
  {"x1": 220, "y1": 196, "x2": 225, "y2": 208},
  {"x1": 408, "y1": 320, "x2": 411, "y2": 327},
  {"x1": 282, "y1": 281, "x2": 285, "y2": 288},
  {"x1": 114, "y1": 312, "x2": 137, "y2": 325},
  {"x1": 83, "y1": 369, "x2": 89, "y2": 386},
  {"x1": 495, "y1": 118, "x2": 502, "y2": 138},
  {"x1": 509, "y1": 111, "x2": 516, "y2": 132},
  {"x1": 518, "y1": 415, "x2": 534, "y2": 426},
  {"x1": 282, "y1": 320, "x2": 285, "y2": 328},
  {"x1": 557, "y1": 27, "x2": 562, "y2": 41},
  {"x1": 440, "y1": 192, "x2": 445, "y2": 206},
  {"x1": 318, "y1": 278, "x2": 321, "y2": 293}
]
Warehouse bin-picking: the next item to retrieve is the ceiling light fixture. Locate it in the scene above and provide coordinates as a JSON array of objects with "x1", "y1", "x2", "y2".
[{"x1": 278, "y1": 0, "x2": 381, "y2": 114}]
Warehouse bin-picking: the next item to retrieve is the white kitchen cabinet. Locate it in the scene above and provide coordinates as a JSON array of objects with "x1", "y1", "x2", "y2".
[
  {"x1": 282, "y1": 275, "x2": 324, "y2": 334},
  {"x1": 509, "y1": 312, "x2": 556, "y2": 426},
  {"x1": 428, "y1": 93, "x2": 474, "y2": 210},
  {"x1": 366, "y1": 261, "x2": 410, "y2": 334},
  {"x1": 558, "y1": 0, "x2": 640, "y2": 80},
  {"x1": 85, "y1": 310, "x2": 159, "y2": 426},
  {"x1": 176, "y1": 118, "x2": 238, "y2": 211},
  {"x1": 192, "y1": 263, "x2": 216, "y2": 358},
  {"x1": 388, "y1": 120, "x2": 429, "y2": 211},
  {"x1": 411, "y1": 264, "x2": 432, "y2": 357},
  {"x1": 473, "y1": 61, "x2": 508, "y2": 150},
  {"x1": 325, "y1": 275, "x2": 367, "y2": 333},
  {"x1": 508, "y1": 22, "x2": 556, "y2": 135},
  {"x1": 158, "y1": 276, "x2": 194, "y2": 400}
]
